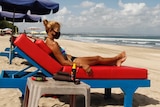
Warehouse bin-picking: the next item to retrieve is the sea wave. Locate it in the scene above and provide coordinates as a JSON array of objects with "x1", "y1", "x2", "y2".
[{"x1": 60, "y1": 34, "x2": 160, "y2": 49}]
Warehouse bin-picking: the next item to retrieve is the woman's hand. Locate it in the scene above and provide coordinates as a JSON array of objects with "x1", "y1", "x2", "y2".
[
  {"x1": 82, "y1": 64, "x2": 93, "y2": 75},
  {"x1": 74, "y1": 62, "x2": 93, "y2": 75}
]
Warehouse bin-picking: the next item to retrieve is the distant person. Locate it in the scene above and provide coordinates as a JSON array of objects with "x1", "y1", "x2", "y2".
[
  {"x1": 43, "y1": 19, "x2": 127, "y2": 74},
  {"x1": 24, "y1": 30, "x2": 26, "y2": 34}
]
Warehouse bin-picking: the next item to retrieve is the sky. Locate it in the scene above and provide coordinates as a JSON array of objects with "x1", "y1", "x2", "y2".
[{"x1": 13, "y1": 0, "x2": 160, "y2": 35}]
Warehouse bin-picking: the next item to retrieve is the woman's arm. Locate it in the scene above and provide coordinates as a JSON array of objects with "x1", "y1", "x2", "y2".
[
  {"x1": 46, "y1": 39, "x2": 92, "y2": 75},
  {"x1": 47, "y1": 41, "x2": 73, "y2": 66}
]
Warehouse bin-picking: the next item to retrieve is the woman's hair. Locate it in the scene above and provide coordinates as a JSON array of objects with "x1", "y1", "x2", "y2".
[{"x1": 43, "y1": 19, "x2": 60, "y2": 33}]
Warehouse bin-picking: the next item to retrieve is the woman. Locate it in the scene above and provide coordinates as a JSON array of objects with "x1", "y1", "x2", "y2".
[{"x1": 43, "y1": 19, "x2": 127, "y2": 74}]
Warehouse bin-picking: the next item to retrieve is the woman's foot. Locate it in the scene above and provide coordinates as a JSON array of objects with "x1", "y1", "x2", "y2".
[
  {"x1": 116, "y1": 51, "x2": 126, "y2": 59},
  {"x1": 116, "y1": 51, "x2": 127, "y2": 66},
  {"x1": 116, "y1": 56, "x2": 127, "y2": 66}
]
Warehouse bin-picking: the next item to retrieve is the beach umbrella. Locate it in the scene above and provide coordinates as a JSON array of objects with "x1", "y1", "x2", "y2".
[
  {"x1": 0, "y1": 0, "x2": 59, "y2": 15},
  {"x1": 0, "y1": 0, "x2": 59, "y2": 32},
  {"x1": 0, "y1": 0, "x2": 59, "y2": 29},
  {"x1": 0, "y1": 11, "x2": 42, "y2": 22},
  {"x1": 0, "y1": 11, "x2": 42, "y2": 34},
  {"x1": 27, "y1": 27, "x2": 40, "y2": 35},
  {"x1": 27, "y1": 26, "x2": 41, "y2": 30},
  {"x1": 0, "y1": 11, "x2": 42, "y2": 63},
  {"x1": 2, "y1": 28, "x2": 12, "y2": 31},
  {"x1": 2, "y1": 28, "x2": 12, "y2": 34},
  {"x1": 40, "y1": 30, "x2": 46, "y2": 34},
  {"x1": 30, "y1": 30, "x2": 38, "y2": 34},
  {"x1": 0, "y1": 0, "x2": 59, "y2": 64},
  {"x1": 25, "y1": 14, "x2": 42, "y2": 22}
]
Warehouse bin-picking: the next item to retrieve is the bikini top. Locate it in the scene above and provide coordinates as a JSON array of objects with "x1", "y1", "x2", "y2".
[
  {"x1": 60, "y1": 47, "x2": 76, "y2": 62},
  {"x1": 60, "y1": 47, "x2": 66, "y2": 56}
]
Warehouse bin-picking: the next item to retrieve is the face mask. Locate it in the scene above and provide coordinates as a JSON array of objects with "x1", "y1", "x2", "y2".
[{"x1": 54, "y1": 32, "x2": 61, "y2": 39}]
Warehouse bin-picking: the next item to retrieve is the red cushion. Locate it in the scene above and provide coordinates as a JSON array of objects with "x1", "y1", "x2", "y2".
[
  {"x1": 14, "y1": 34, "x2": 148, "y2": 79},
  {"x1": 14, "y1": 34, "x2": 62, "y2": 74},
  {"x1": 62, "y1": 66, "x2": 148, "y2": 79},
  {"x1": 35, "y1": 39, "x2": 52, "y2": 54}
]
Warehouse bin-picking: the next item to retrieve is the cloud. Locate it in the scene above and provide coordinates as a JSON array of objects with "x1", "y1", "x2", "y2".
[
  {"x1": 83, "y1": 3, "x2": 106, "y2": 15},
  {"x1": 117, "y1": 0, "x2": 160, "y2": 30},
  {"x1": 118, "y1": 0, "x2": 146, "y2": 15},
  {"x1": 52, "y1": 7, "x2": 72, "y2": 24},
  {"x1": 69, "y1": 1, "x2": 160, "y2": 34},
  {"x1": 57, "y1": 7, "x2": 71, "y2": 15},
  {"x1": 80, "y1": 1, "x2": 95, "y2": 8},
  {"x1": 17, "y1": 1, "x2": 160, "y2": 34}
]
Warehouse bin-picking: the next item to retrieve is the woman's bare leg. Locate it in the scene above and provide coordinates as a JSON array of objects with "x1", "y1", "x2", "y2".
[
  {"x1": 74, "y1": 51, "x2": 126, "y2": 66},
  {"x1": 97, "y1": 51, "x2": 126, "y2": 66}
]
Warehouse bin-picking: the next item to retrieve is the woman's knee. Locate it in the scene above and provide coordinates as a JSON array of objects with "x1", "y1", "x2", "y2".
[{"x1": 95, "y1": 55, "x2": 102, "y2": 61}]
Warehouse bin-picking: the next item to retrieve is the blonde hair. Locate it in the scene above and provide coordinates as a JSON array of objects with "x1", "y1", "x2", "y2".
[{"x1": 43, "y1": 19, "x2": 60, "y2": 33}]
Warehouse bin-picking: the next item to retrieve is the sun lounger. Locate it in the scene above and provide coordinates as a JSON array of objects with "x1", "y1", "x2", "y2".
[
  {"x1": 0, "y1": 36, "x2": 22, "y2": 64},
  {"x1": 0, "y1": 47, "x2": 22, "y2": 60},
  {"x1": 0, "y1": 34, "x2": 150, "y2": 107}
]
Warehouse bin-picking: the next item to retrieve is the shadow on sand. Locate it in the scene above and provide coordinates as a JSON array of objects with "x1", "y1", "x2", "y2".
[{"x1": 58, "y1": 92, "x2": 159, "y2": 107}]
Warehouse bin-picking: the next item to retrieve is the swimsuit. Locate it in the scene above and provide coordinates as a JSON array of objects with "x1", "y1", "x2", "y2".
[
  {"x1": 60, "y1": 47, "x2": 77, "y2": 62},
  {"x1": 60, "y1": 47, "x2": 66, "y2": 56},
  {"x1": 50, "y1": 47, "x2": 66, "y2": 61},
  {"x1": 71, "y1": 56, "x2": 77, "y2": 62}
]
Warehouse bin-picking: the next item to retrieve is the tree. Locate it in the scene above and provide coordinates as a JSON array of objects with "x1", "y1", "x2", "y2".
[{"x1": 0, "y1": 20, "x2": 18, "y2": 33}]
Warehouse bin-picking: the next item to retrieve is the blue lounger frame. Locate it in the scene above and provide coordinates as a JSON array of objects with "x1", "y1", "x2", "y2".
[
  {"x1": 0, "y1": 47, "x2": 22, "y2": 64},
  {"x1": 0, "y1": 47, "x2": 150, "y2": 107}
]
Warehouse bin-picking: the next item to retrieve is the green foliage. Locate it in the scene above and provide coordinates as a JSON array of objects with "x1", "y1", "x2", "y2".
[
  {"x1": 0, "y1": 20, "x2": 18, "y2": 33},
  {"x1": 0, "y1": 20, "x2": 12, "y2": 29}
]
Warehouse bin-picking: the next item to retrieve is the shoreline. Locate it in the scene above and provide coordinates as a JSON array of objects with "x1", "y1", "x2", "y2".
[
  {"x1": 62, "y1": 38, "x2": 160, "y2": 50},
  {"x1": 0, "y1": 35, "x2": 160, "y2": 107}
]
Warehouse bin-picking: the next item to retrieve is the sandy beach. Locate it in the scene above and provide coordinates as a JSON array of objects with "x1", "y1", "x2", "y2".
[{"x1": 0, "y1": 35, "x2": 160, "y2": 107}]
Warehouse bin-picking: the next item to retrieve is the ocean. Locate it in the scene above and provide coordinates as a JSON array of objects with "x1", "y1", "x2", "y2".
[{"x1": 60, "y1": 33, "x2": 160, "y2": 49}]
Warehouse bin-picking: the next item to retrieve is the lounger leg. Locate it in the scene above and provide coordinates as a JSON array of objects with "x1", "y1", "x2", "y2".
[
  {"x1": 104, "y1": 88, "x2": 111, "y2": 99},
  {"x1": 121, "y1": 87, "x2": 137, "y2": 107},
  {"x1": 70, "y1": 95, "x2": 76, "y2": 107},
  {"x1": 9, "y1": 42, "x2": 14, "y2": 64},
  {"x1": 23, "y1": 86, "x2": 29, "y2": 107}
]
